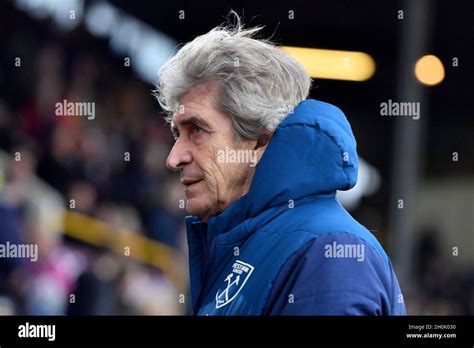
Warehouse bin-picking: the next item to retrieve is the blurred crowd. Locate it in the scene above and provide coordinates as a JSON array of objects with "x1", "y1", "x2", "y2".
[{"x1": 0, "y1": 18, "x2": 187, "y2": 315}]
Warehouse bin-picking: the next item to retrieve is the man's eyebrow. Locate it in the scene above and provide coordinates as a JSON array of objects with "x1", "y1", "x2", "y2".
[
  {"x1": 177, "y1": 115, "x2": 212, "y2": 130},
  {"x1": 171, "y1": 116, "x2": 212, "y2": 136},
  {"x1": 170, "y1": 115, "x2": 215, "y2": 139}
]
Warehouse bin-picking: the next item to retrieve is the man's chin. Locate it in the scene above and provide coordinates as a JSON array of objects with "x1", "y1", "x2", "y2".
[{"x1": 185, "y1": 197, "x2": 211, "y2": 218}]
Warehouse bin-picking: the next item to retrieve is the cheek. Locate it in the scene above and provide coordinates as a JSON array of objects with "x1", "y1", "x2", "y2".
[
  {"x1": 194, "y1": 146, "x2": 221, "y2": 190},
  {"x1": 195, "y1": 132, "x2": 244, "y2": 194}
]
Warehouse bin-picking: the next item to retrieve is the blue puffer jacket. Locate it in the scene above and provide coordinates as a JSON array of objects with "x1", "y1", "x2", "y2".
[{"x1": 185, "y1": 99, "x2": 406, "y2": 315}]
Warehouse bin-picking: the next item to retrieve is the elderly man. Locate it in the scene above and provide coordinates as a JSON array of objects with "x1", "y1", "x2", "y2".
[{"x1": 155, "y1": 20, "x2": 406, "y2": 315}]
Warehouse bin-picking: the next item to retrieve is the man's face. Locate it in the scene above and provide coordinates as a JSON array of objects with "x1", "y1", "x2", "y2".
[{"x1": 166, "y1": 82, "x2": 263, "y2": 221}]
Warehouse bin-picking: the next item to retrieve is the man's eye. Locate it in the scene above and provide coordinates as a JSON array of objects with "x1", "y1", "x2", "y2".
[{"x1": 192, "y1": 124, "x2": 204, "y2": 133}]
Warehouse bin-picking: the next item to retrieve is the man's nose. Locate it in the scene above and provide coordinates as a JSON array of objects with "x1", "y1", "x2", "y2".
[{"x1": 166, "y1": 139, "x2": 193, "y2": 171}]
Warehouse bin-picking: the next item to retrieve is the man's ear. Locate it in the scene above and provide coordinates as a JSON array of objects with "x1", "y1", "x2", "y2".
[
  {"x1": 254, "y1": 132, "x2": 271, "y2": 151},
  {"x1": 252, "y1": 132, "x2": 272, "y2": 167}
]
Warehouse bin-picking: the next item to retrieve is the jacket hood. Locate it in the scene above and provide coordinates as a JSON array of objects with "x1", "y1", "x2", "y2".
[{"x1": 188, "y1": 99, "x2": 359, "y2": 236}]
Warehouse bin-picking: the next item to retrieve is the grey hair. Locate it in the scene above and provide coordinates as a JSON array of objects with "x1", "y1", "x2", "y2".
[{"x1": 154, "y1": 13, "x2": 311, "y2": 140}]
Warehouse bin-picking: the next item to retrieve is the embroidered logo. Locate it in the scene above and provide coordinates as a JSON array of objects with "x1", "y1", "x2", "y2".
[{"x1": 215, "y1": 260, "x2": 254, "y2": 308}]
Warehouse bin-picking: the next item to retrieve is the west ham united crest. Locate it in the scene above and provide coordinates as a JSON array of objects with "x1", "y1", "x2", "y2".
[{"x1": 215, "y1": 260, "x2": 255, "y2": 308}]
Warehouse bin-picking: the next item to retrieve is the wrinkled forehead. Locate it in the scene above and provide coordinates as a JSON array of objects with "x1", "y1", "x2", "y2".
[
  {"x1": 171, "y1": 82, "x2": 225, "y2": 127},
  {"x1": 180, "y1": 81, "x2": 221, "y2": 108}
]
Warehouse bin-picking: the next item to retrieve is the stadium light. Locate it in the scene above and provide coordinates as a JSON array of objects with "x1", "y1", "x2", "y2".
[
  {"x1": 281, "y1": 46, "x2": 376, "y2": 81},
  {"x1": 414, "y1": 54, "x2": 445, "y2": 86}
]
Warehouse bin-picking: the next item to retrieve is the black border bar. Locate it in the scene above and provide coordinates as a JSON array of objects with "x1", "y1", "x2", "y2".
[{"x1": 0, "y1": 316, "x2": 472, "y2": 345}]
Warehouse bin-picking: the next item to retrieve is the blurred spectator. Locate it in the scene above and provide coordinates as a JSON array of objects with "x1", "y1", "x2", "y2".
[{"x1": 68, "y1": 250, "x2": 124, "y2": 315}]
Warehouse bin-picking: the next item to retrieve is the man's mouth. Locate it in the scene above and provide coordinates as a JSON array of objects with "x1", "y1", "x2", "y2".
[{"x1": 181, "y1": 178, "x2": 203, "y2": 188}]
